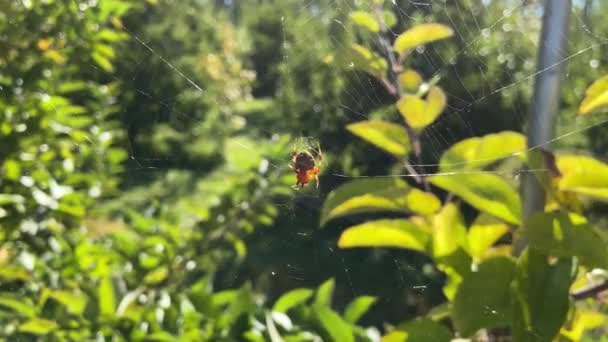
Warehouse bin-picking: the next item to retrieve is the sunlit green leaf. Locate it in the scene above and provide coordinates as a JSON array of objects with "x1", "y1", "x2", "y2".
[
  {"x1": 429, "y1": 173, "x2": 521, "y2": 224},
  {"x1": 314, "y1": 305, "x2": 354, "y2": 342},
  {"x1": 578, "y1": 74, "x2": 608, "y2": 115},
  {"x1": 0, "y1": 265, "x2": 31, "y2": 281},
  {"x1": 321, "y1": 178, "x2": 440, "y2": 225},
  {"x1": 453, "y1": 256, "x2": 516, "y2": 337},
  {"x1": 398, "y1": 69, "x2": 423, "y2": 92},
  {"x1": 97, "y1": 28, "x2": 129, "y2": 42},
  {"x1": 526, "y1": 212, "x2": 608, "y2": 268},
  {"x1": 147, "y1": 331, "x2": 179, "y2": 341},
  {"x1": 394, "y1": 23, "x2": 454, "y2": 56},
  {"x1": 19, "y1": 318, "x2": 58, "y2": 335},
  {"x1": 0, "y1": 194, "x2": 25, "y2": 205},
  {"x1": 405, "y1": 190, "x2": 441, "y2": 216},
  {"x1": 397, "y1": 86, "x2": 446, "y2": 130},
  {"x1": 43, "y1": 289, "x2": 88, "y2": 315},
  {"x1": 57, "y1": 81, "x2": 88, "y2": 93},
  {"x1": 347, "y1": 120, "x2": 410, "y2": 157},
  {"x1": 440, "y1": 131, "x2": 526, "y2": 171},
  {"x1": 350, "y1": 11, "x2": 380, "y2": 32},
  {"x1": 557, "y1": 155, "x2": 608, "y2": 201},
  {"x1": 431, "y1": 204, "x2": 470, "y2": 300},
  {"x1": 315, "y1": 278, "x2": 335, "y2": 307},
  {"x1": 513, "y1": 250, "x2": 574, "y2": 341},
  {"x1": 468, "y1": 222, "x2": 508, "y2": 262},
  {"x1": 98, "y1": 276, "x2": 116, "y2": 318},
  {"x1": 338, "y1": 219, "x2": 429, "y2": 252},
  {"x1": 92, "y1": 51, "x2": 114, "y2": 72},
  {"x1": 347, "y1": 43, "x2": 388, "y2": 78},
  {"x1": 344, "y1": 296, "x2": 376, "y2": 323},
  {"x1": 382, "y1": 10, "x2": 397, "y2": 28},
  {"x1": 431, "y1": 203, "x2": 467, "y2": 258},
  {"x1": 0, "y1": 296, "x2": 36, "y2": 317},
  {"x1": 144, "y1": 266, "x2": 169, "y2": 285},
  {"x1": 560, "y1": 309, "x2": 606, "y2": 341},
  {"x1": 2, "y1": 159, "x2": 21, "y2": 180},
  {"x1": 272, "y1": 288, "x2": 313, "y2": 313}
]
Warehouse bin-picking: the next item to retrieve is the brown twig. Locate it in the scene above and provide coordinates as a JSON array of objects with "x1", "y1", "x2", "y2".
[{"x1": 373, "y1": 6, "x2": 430, "y2": 191}]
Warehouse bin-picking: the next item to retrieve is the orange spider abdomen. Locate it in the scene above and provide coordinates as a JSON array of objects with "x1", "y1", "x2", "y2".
[{"x1": 296, "y1": 167, "x2": 320, "y2": 187}]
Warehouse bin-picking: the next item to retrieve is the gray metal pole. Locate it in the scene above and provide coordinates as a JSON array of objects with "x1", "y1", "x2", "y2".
[{"x1": 516, "y1": 0, "x2": 571, "y2": 256}]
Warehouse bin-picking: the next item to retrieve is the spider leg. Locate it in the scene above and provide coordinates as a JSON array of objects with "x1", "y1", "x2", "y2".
[
  {"x1": 314, "y1": 174, "x2": 320, "y2": 188},
  {"x1": 316, "y1": 142, "x2": 323, "y2": 162}
]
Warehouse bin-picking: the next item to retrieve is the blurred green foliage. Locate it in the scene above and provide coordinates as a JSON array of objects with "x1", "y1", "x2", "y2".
[{"x1": 2, "y1": 0, "x2": 608, "y2": 340}]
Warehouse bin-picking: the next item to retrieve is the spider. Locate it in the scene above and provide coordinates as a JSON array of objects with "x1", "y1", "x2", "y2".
[{"x1": 289, "y1": 141, "x2": 323, "y2": 189}]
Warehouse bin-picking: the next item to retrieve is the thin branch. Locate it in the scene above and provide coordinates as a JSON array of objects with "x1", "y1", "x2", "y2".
[{"x1": 373, "y1": 6, "x2": 430, "y2": 191}]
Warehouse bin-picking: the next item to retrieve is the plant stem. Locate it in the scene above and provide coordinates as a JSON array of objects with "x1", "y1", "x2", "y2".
[{"x1": 373, "y1": 6, "x2": 429, "y2": 191}]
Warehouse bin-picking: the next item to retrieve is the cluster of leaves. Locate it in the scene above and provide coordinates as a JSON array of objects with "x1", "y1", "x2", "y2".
[
  {"x1": 0, "y1": 0, "x2": 134, "y2": 338},
  {"x1": 0, "y1": 1, "x2": 377, "y2": 340},
  {"x1": 321, "y1": 1, "x2": 608, "y2": 340},
  {"x1": 4, "y1": 0, "x2": 608, "y2": 340}
]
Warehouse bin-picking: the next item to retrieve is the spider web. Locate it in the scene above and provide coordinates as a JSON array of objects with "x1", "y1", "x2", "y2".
[{"x1": 94, "y1": 0, "x2": 608, "y2": 327}]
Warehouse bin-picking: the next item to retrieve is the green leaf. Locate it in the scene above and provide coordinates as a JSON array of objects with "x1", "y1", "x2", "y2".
[
  {"x1": 144, "y1": 266, "x2": 169, "y2": 285},
  {"x1": 314, "y1": 305, "x2": 354, "y2": 342},
  {"x1": 43, "y1": 289, "x2": 88, "y2": 315},
  {"x1": 321, "y1": 178, "x2": 440, "y2": 225},
  {"x1": 98, "y1": 276, "x2": 116, "y2": 318},
  {"x1": 526, "y1": 212, "x2": 608, "y2": 268},
  {"x1": 19, "y1": 318, "x2": 58, "y2": 335},
  {"x1": 350, "y1": 11, "x2": 380, "y2": 32},
  {"x1": 57, "y1": 81, "x2": 88, "y2": 93},
  {"x1": 557, "y1": 155, "x2": 608, "y2": 201},
  {"x1": 440, "y1": 131, "x2": 526, "y2": 171},
  {"x1": 560, "y1": 310, "x2": 606, "y2": 341},
  {"x1": 467, "y1": 222, "x2": 508, "y2": 262},
  {"x1": 398, "y1": 69, "x2": 423, "y2": 92},
  {"x1": 382, "y1": 10, "x2": 397, "y2": 28},
  {"x1": 338, "y1": 219, "x2": 429, "y2": 252},
  {"x1": 405, "y1": 189, "x2": 442, "y2": 216},
  {"x1": 429, "y1": 173, "x2": 521, "y2": 225},
  {"x1": 386, "y1": 319, "x2": 452, "y2": 342},
  {"x1": 147, "y1": 332, "x2": 179, "y2": 341},
  {"x1": 315, "y1": 278, "x2": 335, "y2": 307},
  {"x1": 513, "y1": 250, "x2": 574, "y2": 341},
  {"x1": 397, "y1": 86, "x2": 447, "y2": 130},
  {"x1": 0, "y1": 296, "x2": 36, "y2": 317},
  {"x1": 347, "y1": 43, "x2": 388, "y2": 78},
  {"x1": 436, "y1": 248, "x2": 472, "y2": 301},
  {"x1": 2, "y1": 159, "x2": 21, "y2": 180},
  {"x1": 344, "y1": 296, "x2": 376, "y2": 323},
  {"x1": 272, "y1": 288, "x2": 313, "y2": 313},
  {"x1": 578, "y1": 74, "x2": 608, "y2": 115},
  {"x1": 452, "y1": 256, "x2": 516, "y2": 337},
  {"x1": 393, "y1": 23, "x2": 454, "y2": 56},
  {"x1": 0, "y1": 194, "x2": 25, "y2": 205},
  {"x1": 92, "y1": 51, "x2": 114, "y2": 72},
  {"x1": 347, "y1": 120, "x2": 410, "y2": 157},
  {"x1": 0, "y1": 265, "x2": 31, "y2": 281},
  {"x1": 431, "y1": 203, "x2": 467, "y2": 258},
  {"x1": 97, "y1": 28, "x2": 129, "y2": 42}
]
